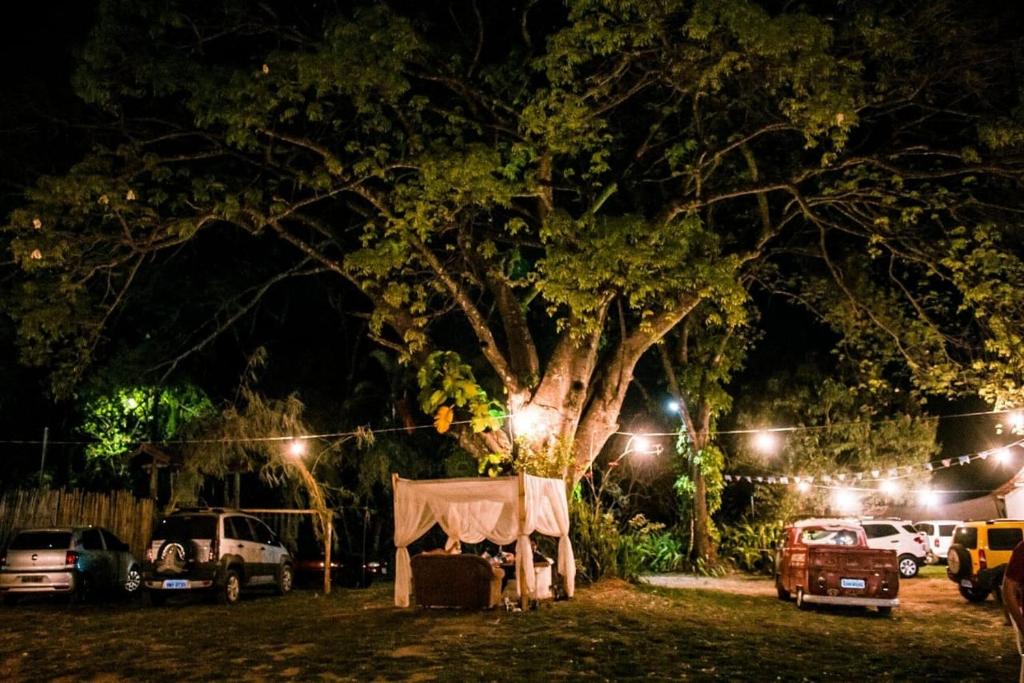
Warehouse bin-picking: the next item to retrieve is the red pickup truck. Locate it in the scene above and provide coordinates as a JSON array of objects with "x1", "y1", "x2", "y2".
[{"x1": 775, "y1": 518, "x2": 900, "y2": 615}]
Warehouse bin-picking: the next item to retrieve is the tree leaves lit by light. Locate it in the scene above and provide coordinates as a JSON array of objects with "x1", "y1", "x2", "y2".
[
  {"x1": 433, "y1": 405, "x2": 453, "y2": 434},
  {"x1": 79, "y1": 383, "x2": 214, "y2": 462}
]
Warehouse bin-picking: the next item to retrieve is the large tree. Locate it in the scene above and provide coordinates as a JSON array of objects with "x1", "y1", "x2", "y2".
[{"x1": 6, "y1": 0, "x2": 1024, "y2": 494}]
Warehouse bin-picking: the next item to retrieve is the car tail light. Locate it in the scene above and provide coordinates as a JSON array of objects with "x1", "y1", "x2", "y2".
[
  {"x1": 209, "y1": 538, "x2": 218, "y2": 562},
  {"x1": 0, "y1": 553, "x2": 6, "y2": 568},
  {"x1": 65, "y1": 551, "x2": 79, "y2": 567},
  {"x1": 979, "y1": 548, "x2": 987, "y2": 571},
  {"x1": 146, "y1": 546, "x2": 154, "y2": 562},
  {"x1": 913, "y1": 536, "x2": 923, "y2": 545},
  {"x1": 934, "y1": 538, "x2": 940, "y2": 548}
]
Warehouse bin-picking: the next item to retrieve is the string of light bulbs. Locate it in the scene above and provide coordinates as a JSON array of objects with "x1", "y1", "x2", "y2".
[
  {"x1": 722, "y1": 438, "x2": 1024, "y2": 489},
  {"x1": 0, "y1": 404, "x2": 1021, "y2": 449}
]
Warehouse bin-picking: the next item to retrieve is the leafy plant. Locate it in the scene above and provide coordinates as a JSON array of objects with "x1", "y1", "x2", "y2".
[
  {"x1": 718, "y1": 521, "x2": 785, "y2": 574},
  {"x1": 569, "y1": 490, "x2": 622, "y2": 582}
]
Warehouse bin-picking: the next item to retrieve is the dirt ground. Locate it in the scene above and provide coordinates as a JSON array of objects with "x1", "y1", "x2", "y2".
[
  {"x1": 642, "y1": 565, "x2": 968, "y2": 614},
  {"x1": 0, "y1": 568, "x2": 1017, "y2": 681}
]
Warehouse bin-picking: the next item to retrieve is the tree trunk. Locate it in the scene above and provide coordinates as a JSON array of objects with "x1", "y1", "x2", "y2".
[{"x1": 691, "y1": 462, "x2": 715, "y2": 563}]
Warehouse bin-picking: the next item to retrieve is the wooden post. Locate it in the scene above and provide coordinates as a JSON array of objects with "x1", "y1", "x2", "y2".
[
  {"x1": 517, "y1": 471, "x2": 528, "y2": 611},
  {"x1": 149, "y1": 465, "x2": 159, "y2": 501},
  {"x1": 233, "y1": 472, "x2": 241, "y2": 508},
  {"x1": 323, "y1": 513, "x2": 333, "y2": 595}
]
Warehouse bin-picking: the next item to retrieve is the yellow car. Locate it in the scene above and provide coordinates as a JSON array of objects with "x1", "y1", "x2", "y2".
[{"x1": 946, "y1": 519, "x2": 1024, "y2": 602}]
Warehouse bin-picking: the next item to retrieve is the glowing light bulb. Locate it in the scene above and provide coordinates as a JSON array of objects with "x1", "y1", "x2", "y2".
[
  {"x1": 512, "y1": 407, "x2": 547, "y2": 438},
  {"x1": 880, "y1": 479, "x2": 900, "y2": 496},
  {"x1": 918, "y1": 489, "x2": 940, "y2": 507},
  {"x1": 752, "y1": 430, "x2": 779, "y2": 455},
  {"x1": 666, "y1": 400, "x2": 681, "y2": 414},
  {"x1": 833, "y1": 488, "x2": 859, "y2": 513},
  {"x1": 996, "y1": 447, "x2": 1013, "y2": 465},
  {"x1": 287, "y1": 439, "x2": 307, "y2": 458},
  {"x1": 796, "y1": 481, "x2": 811, "y2": 494},
  {"x1": 1010, "y1": 412, "x2": 1024, "y2": 433},
  {"x1": 632, "y1": 436, "x2": 653, "y2": 455}
]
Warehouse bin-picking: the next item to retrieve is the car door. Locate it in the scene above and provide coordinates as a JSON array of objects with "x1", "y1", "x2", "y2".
[
  {"x1": 248, "y1": 517, "x2": 282, "y2": 579},
  {"x1": 79, "y1": 528, "x2": 112, "y2": 587},
  {"x1": 99, "y1": 529, "x2": 130, "y2": 586},
  {"x1": 863, "y1": 523, "x2": 900, "y2": 552},
  {"x1": 224, "y1": 516, "x2": 260, "y2": 583}
]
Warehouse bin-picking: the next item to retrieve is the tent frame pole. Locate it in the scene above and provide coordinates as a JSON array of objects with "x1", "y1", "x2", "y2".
[{"x1": 517, "y1": 471, "x2": 528, "y2": 611}]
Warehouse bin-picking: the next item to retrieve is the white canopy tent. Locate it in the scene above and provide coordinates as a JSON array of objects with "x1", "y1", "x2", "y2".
[{"x1": 392, "y1": 472, "x2": 576, "y2": 608}]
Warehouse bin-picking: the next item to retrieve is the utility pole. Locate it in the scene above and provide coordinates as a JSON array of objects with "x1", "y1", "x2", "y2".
[{"x1": 38, "y1": 426, "x2": 49, "y2": 487}]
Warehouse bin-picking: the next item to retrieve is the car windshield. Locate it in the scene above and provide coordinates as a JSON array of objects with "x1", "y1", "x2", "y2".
[
  {"x1": 153, "y1": 515, "x2": 217, "y2": 540},
  {"x1": 800, "y1": 528, "x2": 859, "y2": 545},
  {"x1": 9, "y1": 531, "x2": 72, "y2": 550}
]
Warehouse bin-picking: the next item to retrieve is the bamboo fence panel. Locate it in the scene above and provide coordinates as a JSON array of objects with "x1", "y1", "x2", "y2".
[{"x1": 0, "y1": 489, "x2": 155, "y2": 558}]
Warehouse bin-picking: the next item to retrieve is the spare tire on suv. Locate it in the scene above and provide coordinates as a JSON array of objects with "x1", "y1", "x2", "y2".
[
  {"x1": 143, "y1": 509, "x2": 294, "y2": 606},
  {"x1": 947, "y1": 544, "x2": 971, "y2": 580}
]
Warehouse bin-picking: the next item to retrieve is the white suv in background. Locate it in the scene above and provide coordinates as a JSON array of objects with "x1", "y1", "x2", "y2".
[
  {"x1": 143, "y1": 509, "x2": 293, "y2": 605},
  {"x1": 860, "y1": 519, "x2": 930, "y2": 578},
  {"x1": 914, "y1": 519, "x2": 961, "y2": 562}
]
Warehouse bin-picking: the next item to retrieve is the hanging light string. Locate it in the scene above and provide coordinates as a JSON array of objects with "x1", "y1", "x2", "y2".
[
  {"x1": 722, "y1": 437, "x2": 1024, "y2": 487},
  {"x1": 0, "y1": 404, "x2": 1020, "y2": 450},
  {"x1": 618, "y1": 405, "x2": 1023, "y2": 438},
  {"x1": 0, "y1": 416, "x2": 493, "y2": 447}
]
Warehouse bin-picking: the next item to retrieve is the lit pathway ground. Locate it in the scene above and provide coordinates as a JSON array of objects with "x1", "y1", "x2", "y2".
[{"x1": 641, "y1": 573, "x2": 776, "y2": 597}]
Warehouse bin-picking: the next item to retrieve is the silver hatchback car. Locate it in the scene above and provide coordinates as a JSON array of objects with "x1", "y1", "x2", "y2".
[{"x1": 0, "y1": 527, "x2": 142, "y2": 604}]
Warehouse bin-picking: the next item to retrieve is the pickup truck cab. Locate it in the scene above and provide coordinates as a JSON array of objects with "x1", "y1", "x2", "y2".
[{"x1": 775, "y1": 518, "x2": 900, "y2": 615}]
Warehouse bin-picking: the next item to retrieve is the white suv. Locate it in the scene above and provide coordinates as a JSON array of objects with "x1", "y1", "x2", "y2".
[
  {"x1": 860, "y1": 519, "x2": 930, "y2": 578},
  {"x1": 143, "y1": 509, "x2": 293, "y2": 605},
  {"x1": 914, "y1": 519, "x2": 960, "y2": 562}
]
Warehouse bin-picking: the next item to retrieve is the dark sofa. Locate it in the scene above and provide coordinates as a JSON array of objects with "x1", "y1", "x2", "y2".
[{"x1": 410, "y1": 553, "x2": 503, "y2": 609}]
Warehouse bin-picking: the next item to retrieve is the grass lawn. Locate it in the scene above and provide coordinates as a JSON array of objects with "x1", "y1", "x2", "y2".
[{"x1": 0, "y1": 572, "x2": 1016, "y2": 681}]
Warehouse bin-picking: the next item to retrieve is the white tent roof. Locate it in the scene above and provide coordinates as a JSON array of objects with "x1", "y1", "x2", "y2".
[{"x1": 392, "y1": 472, "x2": 575, "y2": 607}]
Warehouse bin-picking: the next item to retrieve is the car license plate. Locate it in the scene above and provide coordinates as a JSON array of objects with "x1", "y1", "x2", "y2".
[
  {"x1": 20, "y1": 576, "x2": 43, "y2": 583},
  {"x1": 162, "y1": 579, "x2": 189, "y2": 589},
  {"x1": 960, "y1": 579, "x2": 973, "y2": 588},
  {"x1": 840, "y1": 578, "x2": 865, "y2": 590}
]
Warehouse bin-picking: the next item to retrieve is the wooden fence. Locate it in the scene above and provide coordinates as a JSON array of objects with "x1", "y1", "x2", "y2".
[{"x1": 0, "y1": 489, "x2": 155, "y2": 559}]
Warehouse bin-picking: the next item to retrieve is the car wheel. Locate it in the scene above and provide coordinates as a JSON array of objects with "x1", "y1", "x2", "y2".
[
  {"x1": 276, "y1": 563, "x2": 293, "y2": 596},
  {"x1": 123, "y1": 565, "x2": 142, "y2": 596},
  {"x1": 144, "y1": 590, "x2": 167, "y2": 607},
  {"x1": 217, "y1": 569, "x2": 241, "y2": 605},
  {"x1": 775, "y1": 577, "x2": 790, "y2": 601},
  {"x1": 959, "y1": 585, "x2": 990, "y2": 602},
  {"x1": 947, "y1": 545, "x2": 971, "y2": 580},
  {"x1": 877, "y1": 606, "x2": 893, "y2": 616},
  {"x1": 897, "y1": 555, "x2": 920, "y2": 578},
  {"x1": 796, "y1": 588, "x2": 808, "y2": 610}
]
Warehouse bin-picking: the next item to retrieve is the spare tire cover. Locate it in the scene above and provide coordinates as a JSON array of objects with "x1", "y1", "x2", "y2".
[
  {"x1": 947, "y1": 546, "x2": 971, "y2": 579},
  {"x1": 156, "y1": 539, "x2": 195, "y2": 575}
]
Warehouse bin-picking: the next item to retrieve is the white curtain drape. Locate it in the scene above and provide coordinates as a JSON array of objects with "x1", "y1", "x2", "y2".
[{"x1": 392, "y1": 473, "x2": 576, "y2": 606}]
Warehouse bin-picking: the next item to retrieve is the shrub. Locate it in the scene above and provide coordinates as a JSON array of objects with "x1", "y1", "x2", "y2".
[
  {"x1": 569, "y1": 495, "x2": 623, "y2": 582},
  {"x1": 718, "y1": 521, "x2": 784, "y2": 574}
]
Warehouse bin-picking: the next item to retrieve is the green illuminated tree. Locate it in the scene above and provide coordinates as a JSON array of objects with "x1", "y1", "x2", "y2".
[
  {"x1": 5, "y1": 0, "x2": 1024, "y2": 507},
  {"x1": 79, "y1": 382, "x2": 214, "y2": 469}
]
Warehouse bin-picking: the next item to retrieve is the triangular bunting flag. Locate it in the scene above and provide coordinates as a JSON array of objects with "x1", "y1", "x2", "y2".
[{"x1": 958, "y1": 455, "x2": 971, "y2": 466}]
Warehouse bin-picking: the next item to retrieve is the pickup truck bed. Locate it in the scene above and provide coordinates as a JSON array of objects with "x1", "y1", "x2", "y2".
[{"x1": 800, "y1": 545, "x2": 900, "y2": 608}]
